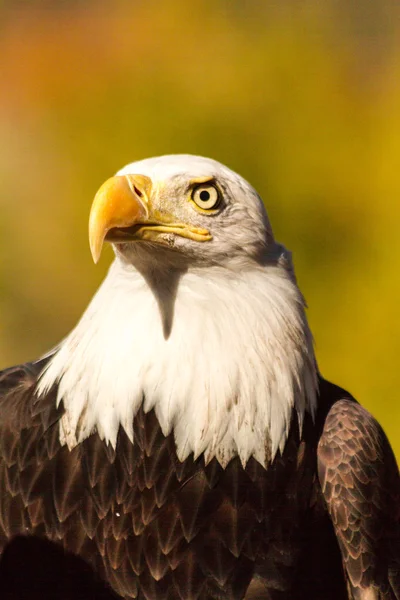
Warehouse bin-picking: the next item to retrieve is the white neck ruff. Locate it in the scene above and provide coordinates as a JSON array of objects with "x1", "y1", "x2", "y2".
[{"x1": 37, "y1": 258, "x2": 318, "y2": 468}]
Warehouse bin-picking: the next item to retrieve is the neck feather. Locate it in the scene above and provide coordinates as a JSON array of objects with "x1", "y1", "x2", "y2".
[{"x1": 37, "y1": 256, "x2": 318, "y2": 468}]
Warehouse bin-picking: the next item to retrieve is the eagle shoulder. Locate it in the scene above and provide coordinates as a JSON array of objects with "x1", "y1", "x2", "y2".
[
  {"x1": 0, "y1": 358, "x2": 72, "y2": 542},
  {"x1": 317, "y1": 383, "x2": 400, "y2": 599},
  {"x1": 0, "y1": 358, "x2": 60, "y2": 432}
]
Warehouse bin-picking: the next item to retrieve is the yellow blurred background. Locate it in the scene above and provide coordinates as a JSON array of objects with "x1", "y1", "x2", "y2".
[{"x1": 0, "y1": 0, "x2": 399, "y2": 458}]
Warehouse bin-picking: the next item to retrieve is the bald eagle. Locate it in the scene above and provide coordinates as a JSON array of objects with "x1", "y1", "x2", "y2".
[{"x1": 0, "y1": 155, "x2": 398, "y2": 600}]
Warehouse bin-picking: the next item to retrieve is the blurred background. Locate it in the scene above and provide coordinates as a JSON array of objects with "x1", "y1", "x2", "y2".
[{"x1": 0, "y1": 0, "x2": 399, "y2": 458}]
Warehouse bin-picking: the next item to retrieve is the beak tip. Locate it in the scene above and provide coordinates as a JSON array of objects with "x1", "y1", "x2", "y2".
[{"x1": 89, "y1": 239, "x2": 102, "y2": 264}]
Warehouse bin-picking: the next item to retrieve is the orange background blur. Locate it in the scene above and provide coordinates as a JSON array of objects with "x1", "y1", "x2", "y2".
[{"x1": 0, "y1": 0, "x2": 399, "y2": 458}]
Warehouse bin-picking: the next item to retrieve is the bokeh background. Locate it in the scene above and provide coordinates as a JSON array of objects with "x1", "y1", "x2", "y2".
[{"x1": 0, "y1": 0, "x2": 399, "y2": 458}]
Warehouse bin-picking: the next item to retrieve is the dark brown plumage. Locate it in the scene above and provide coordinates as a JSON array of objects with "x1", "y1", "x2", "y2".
[{"x1": 0, "y1": 360, "x2": 398, "y2": 599}]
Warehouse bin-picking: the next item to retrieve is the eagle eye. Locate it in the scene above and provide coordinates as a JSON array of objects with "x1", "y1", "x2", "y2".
[{"x1": 191, "y1": 184, "x2": 221, "y2": 210}]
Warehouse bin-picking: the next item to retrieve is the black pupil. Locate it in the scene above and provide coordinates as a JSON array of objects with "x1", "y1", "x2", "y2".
[{"x1": 199, "y1": 190, "x2": 211, "y2": 202}]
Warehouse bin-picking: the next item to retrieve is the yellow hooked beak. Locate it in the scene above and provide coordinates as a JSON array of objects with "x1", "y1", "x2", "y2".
[{"x1": 89, "y1": 174, "x2": 212, "y2": 263}]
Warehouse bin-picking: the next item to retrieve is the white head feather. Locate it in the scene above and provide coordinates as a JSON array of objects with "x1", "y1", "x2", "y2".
[{"x1": 37, "y1": 155, "x2": 318, "y2": 468}]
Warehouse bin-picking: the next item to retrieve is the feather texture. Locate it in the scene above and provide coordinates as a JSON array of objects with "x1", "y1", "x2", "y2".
[
  {"x1": 37, "y1": 257, "x2": 317, "y2": 467},
  {"x1": 318, "y1": 382, "x2": 400, "y2": 600},
  {"x1": 0, "y1": 362, "x2": 398, "y2": 599}
]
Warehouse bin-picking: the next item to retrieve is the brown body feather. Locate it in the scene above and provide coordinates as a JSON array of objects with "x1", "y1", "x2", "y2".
[{"x1": 0, "y1": 361, "x2": 398, "y2": 599}]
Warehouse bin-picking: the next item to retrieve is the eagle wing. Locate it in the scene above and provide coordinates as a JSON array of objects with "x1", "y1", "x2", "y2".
[{"x1": 318, "y1": 387, "x2": 400, "y2": 600}]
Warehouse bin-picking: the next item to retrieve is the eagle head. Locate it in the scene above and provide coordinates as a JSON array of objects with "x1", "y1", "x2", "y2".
[{"x1": 89, "y1": 155, "x2": 275, "y2": 268}]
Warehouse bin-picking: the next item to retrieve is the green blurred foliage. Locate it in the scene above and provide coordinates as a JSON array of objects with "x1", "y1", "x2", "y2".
[{"x1": 0, "y1": 0, "x2": 399, "y2": 457}]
